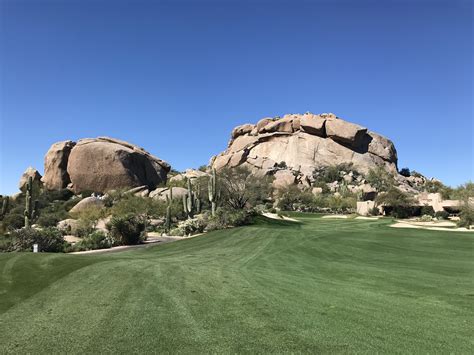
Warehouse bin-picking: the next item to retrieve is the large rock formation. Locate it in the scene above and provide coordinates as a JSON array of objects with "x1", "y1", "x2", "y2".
[
  {"x1": 210, "y1": 113, "x2": 398, "y2": 185},
  {"x1": 42, "y1": 137, "x2": 170, "y2": 193},
  {"x1": 42, "y1": 140, "x2": 76, "y2": 190},
  {"x1": 19, "y1": 167, "x2": 43, "y2": 192}
]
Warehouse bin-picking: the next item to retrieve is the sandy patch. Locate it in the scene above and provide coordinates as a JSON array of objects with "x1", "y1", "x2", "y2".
[
  {"x1": 262, "y1": 212, "x2": 298, "y2": 222},
  {"x1": 390, "y1": 222, "x2": 473, "y2": 233},
  {"x1": 405, "y1": 220, "x2": 457, "y2": 227},
  {"x1": 355, "y1": 216, "x2": 380, "y2": 220},
  {"x1": 322, "y1": 215, "x2": 348, "y2": 219}
]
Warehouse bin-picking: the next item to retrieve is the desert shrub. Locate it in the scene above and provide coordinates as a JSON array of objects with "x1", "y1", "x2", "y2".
[
  {"x1": 419, "y1": 215, "x2": 433, "y2": 222},
  {"x1": 107, "y1": 214, "x2": 145, "y2": 245},
  {"x1": 206, "y1": 208, "x2": 253, "y2": 231},
  {"x1": 435, "y1": 210, "x2": 449, "y2": 220},
  {"x1": 312, "y1": 163, "x2": 356, "y2": 184},
  {"x1": 423, "y1": 180, "x2": 452, "y2": 198},
  {"x1": 36, "y1": 213, "x2": 61, "y2": 227},
  {"x1": 457, "y1": 204, "x2": 474, "y2": 228},
  {"x1": 420, "y1": 205, "x2": 435, "y2": 217},
  {"x1": 71, "y1": 206, "x2": 107, "y2": 237},
  {"x1": 218, "y1": 167, "x2": 274, "y2": 209},
  {"x1": 9, "y1": 227, "x2": 68, "y2": 252},
  {"x1": 109, "y1": 194, "x2": 170, "y2": 219},
  {"x1": 0, "y1": 234, "x2": 15, "y2": 252},
  {"x1": 389, "y1": 206, "x2": 409, "y2": 219},
  {"x1": 326, "y1": 195, "x2": 357, "y2": 213},
  {"x1": 369, "y1": 207, "x2": 380, "y2": 216},
  {"x1": 170, "y1": 216, "x2": 208, "y2": 236},
  {"x1": 450, "y1": 181, "x2": 474, "y2": 200},
  {"x1": 376, "y1": 187, "x2": 415, "y2": 218},
  {"x1": 366, "y1": 166, "x2": 396, "y2": 192},
  {"x1": 399, "y1": 168, "x2": 411, "y2": 177},
  {"x1": 1, "y1": 213, "x2": 25, "y2": 230},
  {"x1": 312, "y1": 180, "x2": 330, "y2": 194},
  {"x1": 41, "y1": 189, "x2": 74, "y2": 202},
  {"x1": 276, "y1": 185, "x2": 314, "y2": 211},
  {"x1": 73, "y1": 231, "x2": 111, "y2": 251}
]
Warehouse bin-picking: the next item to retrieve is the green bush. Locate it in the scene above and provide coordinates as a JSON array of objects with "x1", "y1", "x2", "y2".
[
  {"x1": 419, "y1": 215, "x2": 433, "y2": 222},
  {"x1": 9, "y1": 227, "x2": 68, "y2": 252},
  {"x1": 36, "y1": 213, "x2": 61, "y2": 227},
  {"x1": 41, "y1": 189, "x2": 74, "y2": 202},
  {"x1": 326, "y1": 195, "x2": 357, "y2": 213},
  {"x1": 390, "y1": 206, "x2": 414, "y2": 219},
  {"x1": 276, "y1": 185, "x2": 314, "y2": 211},
  {"x1": 369, "y1": 207, "x2": 380, "y2": 216},
  {"x1": 312, "y1": 163, "x2": 356, "y2": 184},
  {"x1": 170, "y1": 216, "x2": 207, "y2": 236},
  {"x1": 107, "y1": 214, "x2": 145, "y2": 245},
  {"x1": 420, "y1": 205, "x2": 435, "y2": 217},
  {"x1": 376, "y1": 188, "x2": 415, "y2": 218},
  {"x1": 435, "y1": 210, "x2": 449, "y2": 220},
  {"x1": 0, "y1": 234, "x2": 15, "y2": 252},
  {"x1": 399, "y1": 168, "x2": 411, "y2": 177},
  {"x1": 206, "y1": 208, "x2": 253, "y2": 231},
  {"x1": 457, "y1": 204, "x2": 474, "y2": 228},
  {"x1": 1, "y1": 213, "x2": 25, "y2": 230},
  {"x1": 366, "y1": 166, "x2": 396, "y2": 192},
  {"x1": 73, "y1": 231, "x2": 111, "y2": 251}
]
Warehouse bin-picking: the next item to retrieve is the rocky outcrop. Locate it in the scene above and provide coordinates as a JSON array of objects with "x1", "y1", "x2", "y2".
[
  {"x1": 169, "y1": 169, "x2": 208, "y2": 183},
  {"x1": 149, "y1": 187, "x2": 188, "y2": 201},
  {"x1": 69, "y1": 196, "x2": 105, "y2": 214},
  {"x1": 42, "y1": 137, "x2": 170, "y2": 193},
  {"x1": 19, "y1": 167, "x2": 43, "y2": 191},
  {"x1": 42, "y1": 140, "x2": 76, "y2": 190},
  {"x1": 211, "y1": 113, "x2": 398, "y2": 185}
]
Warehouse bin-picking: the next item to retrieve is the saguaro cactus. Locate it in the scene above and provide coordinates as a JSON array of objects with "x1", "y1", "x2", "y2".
[
  {"x1": 208, "y1": 168, "x2": 218, "y2": 217},
  {"x1": 24, "y1": 176, "x2": 34, "y2": 228},
  {"x1": 0, "y1": 195, "x2": 9, "y2": 218},
  {"x1": 183, "y1": 179, "x2": 195, "y2": 219},
  {"x1": 165, "y1": 187, "x2": 173, "y2": 233},
  {"x1": 195, "y1": 182, "x2": 202, "y2": 214}
]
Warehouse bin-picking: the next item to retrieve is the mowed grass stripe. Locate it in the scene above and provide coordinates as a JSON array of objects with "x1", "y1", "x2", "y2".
[{"x1": 0, "y1": 216, "x2": 472, "y2": 353}]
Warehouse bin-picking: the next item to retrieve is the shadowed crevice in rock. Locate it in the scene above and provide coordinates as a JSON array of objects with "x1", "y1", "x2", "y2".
[{"x1": 331, "y1": 133, "x2": 373, "y2": 155}]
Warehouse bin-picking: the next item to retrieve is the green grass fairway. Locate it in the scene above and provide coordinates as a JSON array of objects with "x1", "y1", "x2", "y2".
[{"x1": 1, "y1": 216, "x2": 472, "y2": 353}]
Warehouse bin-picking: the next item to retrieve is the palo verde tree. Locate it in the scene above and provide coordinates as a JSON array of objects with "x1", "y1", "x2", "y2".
[{"x1": 218, "y1": 166, "x2": 273, "y2": 210}]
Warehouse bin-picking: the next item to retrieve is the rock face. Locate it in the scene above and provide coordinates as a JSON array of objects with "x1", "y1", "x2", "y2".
[
  {"x1": 19, "y1": 167, "x2": 43, "y2": 191},
  {"x1": 149, "y1": 187, "x2": 188, "y2": 201},
  {"x1": 69, "y1": 196, "x2": 105, "y2": 213},
  {"x1": 169, "y1": 169, "x2": 208, "y2": 183},
  {"x1": 211, "y1": 113, "x2": 398, "y2": 184},
  {"x1": 42, "y1": 137, "x2": 170, "y2": 193},
  {"x1": 42, "y1": 140, "x2": 76, "y2": 190}
]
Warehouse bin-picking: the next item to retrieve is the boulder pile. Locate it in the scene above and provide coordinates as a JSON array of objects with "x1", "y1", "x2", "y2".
[{"x1": 210, "y1": 113, "x2": 399, "y2": 187}]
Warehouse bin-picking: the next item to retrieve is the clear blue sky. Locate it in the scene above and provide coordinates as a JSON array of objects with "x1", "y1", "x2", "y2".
[{"x1": 1, "y1": 0, "x2": 472, "y2": 195}]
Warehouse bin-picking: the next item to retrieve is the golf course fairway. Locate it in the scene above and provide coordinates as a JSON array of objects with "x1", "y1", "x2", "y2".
[{"x1": 0, "y1": 215, "x2": 472, "y2": 353}]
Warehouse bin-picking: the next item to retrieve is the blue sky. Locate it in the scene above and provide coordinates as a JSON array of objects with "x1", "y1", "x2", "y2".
[{"x1": 0, "y1": 0, "x2": 472, "y2": 195}]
